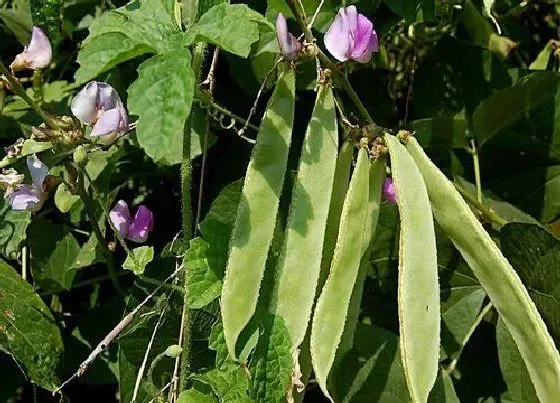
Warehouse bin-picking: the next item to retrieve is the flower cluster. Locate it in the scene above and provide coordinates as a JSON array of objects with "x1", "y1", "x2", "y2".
[
  {"x1": 2, "y1": 155, "x2": 49, "y2": 212},
  {"x1": 275, "y1": 6, "x2": 378, "y2": 64}
]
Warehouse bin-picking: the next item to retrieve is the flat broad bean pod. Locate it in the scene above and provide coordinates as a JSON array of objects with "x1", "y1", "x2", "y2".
[
  {"x1": 385, "y1": 134, "x2": 440, "y2": 403},
  {"x1": 310, "y1": 147, "x2": 370, "y2": 401},
  {"x1": 221, "y1": 68, "x2": 296, "y2": 359},
  {"x1": 406, "y1": 136, "x2": 560, "y2": 402},
  {"x1": 271, "y1": 84, "x2": 339, "y2": 350}
]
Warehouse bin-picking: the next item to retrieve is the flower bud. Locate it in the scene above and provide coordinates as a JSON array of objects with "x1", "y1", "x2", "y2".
[
  {"x1": 276, "y1": 13, "x2": 301, "y2": 60},
  {"x1": 73, "y1": 145, "x2": 88, "y2": 167},
  {"x1": 383, "y1": 177, "x2": 397, "y2": 204}
]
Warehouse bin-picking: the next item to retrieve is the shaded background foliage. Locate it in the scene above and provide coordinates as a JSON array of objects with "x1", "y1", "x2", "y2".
[{"x1": 1, "y1": 0, "x2": 560, "y2": 402}]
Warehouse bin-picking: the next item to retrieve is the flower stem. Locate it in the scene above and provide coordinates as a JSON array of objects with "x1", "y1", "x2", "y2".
[
  {"x1": 77, "y1": 169, "x2": 125, "y2": 296},
  {"x1": 0, "y1": 61, "x2": 59, "y2": 129},
  {"x1": 178, "y1": 41, "x2": 206, "y2": 392}
]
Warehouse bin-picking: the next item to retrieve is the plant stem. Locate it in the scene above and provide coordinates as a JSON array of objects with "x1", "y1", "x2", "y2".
[
  {"x1": 470, "y1": 139, "x2": 483, "y2": 203},
  {"x1": 0, "y1": 61, "x2": 59, "y2": 128},
  {"x1": 287, "y1": 0, "x2": 376, "y2": 126},
  {"x1": 77, "y1": 169, "x2": 125, "y2": 296},
  {"x1": 178, "y1": 41, "x2": 206, "y2": 393}
]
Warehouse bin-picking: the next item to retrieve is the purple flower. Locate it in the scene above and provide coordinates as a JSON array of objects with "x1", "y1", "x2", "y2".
[
  {"x1": 10, "y1": 27, "x2": 52, "y2": 71},
  {"x1": 109, "y1": 200, "x2": 154, "y2": 243},
  {"x1": 276, "y1": 13, "x2": 301, "y2": 59},
  {"x1": 383, "y1": 177, "x2": 396, "y2": 204},
  {"x1": 71, "y1": 81, "x2": 129, "y2": 140},
  {"x1": 324, "y1": 6, "x2": 378, "y2": 63},
  {"x1": 6, "y1": 155, "x2": 48, "y2": 212}
]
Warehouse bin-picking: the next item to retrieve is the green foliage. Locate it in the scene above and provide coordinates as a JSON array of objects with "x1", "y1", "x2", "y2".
[
  {"x1": 221, "y1": 68, "x2": 295, "y2": 359},
  {"x1": 123, "y1": 246, "x2": 154, "y2": 275},
  {"x1": 0, "y1": 198, "x2": 31, "y2": 261},
  {"x1": 29, "y1": 0, "x2": 62, "y2": 42},
  {"x1": 0, "y1": 259, "x2": 63, "y2": 391},
  {"x1": 385, "y1": 134, "x2": 440, "y2": 403}
]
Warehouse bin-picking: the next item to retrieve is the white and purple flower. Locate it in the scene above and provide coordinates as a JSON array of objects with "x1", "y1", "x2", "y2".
[
  {"x1": 324, "y1": 6, "x2": 378, "y2": 64},
  {"x1": 10, "y1": 27, "x2": 52, "y2": 72},
  {"x1": 6, "y1": 155, "x2": 49, "y2": 212},
  {"x1": 276, "y1": 13, "x2": 301, "y2": 60},
  {"x1": 109, "y1": 200, "x2": 154, "y2": 243},
  {"x1": 71, "y1": 81, "x2": 129, "y2": 141}
]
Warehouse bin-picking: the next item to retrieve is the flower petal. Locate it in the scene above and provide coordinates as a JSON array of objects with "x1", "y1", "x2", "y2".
[
  {"x1": 383, "y1": 177, "x2": 397, "y2": 204},
  {"x1": 71, "y1": 81, "x2": 100, "y2": 125},
  {"x1": 349, "y1": 13, "x2": 375, "y2": 63},
  {"x1": 7, "y1": 184, "x2": 44, "y2": 212},
  {"x1": 26, "y1": 155, "x2": 48, "y2": 189},
  {"x1": 109, "y1": 200, "x2": 131, "y2": 238},
  {"x1": 127, "y1": 205, "x2": 154, "y2": 243},
  {"x1": 97, "y1": 82, "x2": 121, "y2": 111},
  {"x1": 10, "y1": 27, "x2": 52, "y2": 71},
  {"x1": 90, "y1": 108, "x2": 124, "y2": 137},
  {"x1": 324, "y1": 8, "x2": 352, "y2": 62},
  {"x1": 276, "y1": 13, "x2": 300, "y2": 59}
]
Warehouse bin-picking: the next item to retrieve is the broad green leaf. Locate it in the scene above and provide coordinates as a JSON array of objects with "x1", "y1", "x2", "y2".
[
  {"x1": 54, "y1": 183, "x2": 79, "y2": 213},
  {"x1": 29, "y1": 0, "x2": 62, "y2": 42},
  {"x1": 28, "y1": 219, "x2": 81, "y2": 291},
  {"x1": 75, "y1": 0, "x2": 183, "y2": 83},
  {"x1": 178, "y1": 389, "x2": 218, "y2": 403},
  {"x1": 0, "y1": 0, "x2": 32, "y2": 45},
  {"x1": 193, "y1": 368, "x2": 253, "y2": 403},
  {"x1": 427, "y1": 371, "x2": 460, "y2": 403},
  {"x1": 0, "y1": 258, "x2": 63, "y2": 391},
  {"x1": 209, "y1": 321, "x2": 237, "y2": 371},
  {"x1": 473, "y1": 72, "x2": 560, "y2": 146},
  {"x1": 500, "y1": 223, "x2": 560, "y2": 344},
  {"x1": 407, "y1": 137, "x2": 560, "y2": 402},
  {"x1": 337, "y1": 158, "x2": 386, "y2": 363},
  {"x1": 128, "y1": 51, "x2": 195, "y2": 165},
  {"x1": 496, "y1": 318, "x2": 539, "y2": 403},
  {"x1": 250, "y1": 315, "x2": 292, "y2": 402},
  {"x1": 385, "y1": 134, "x2": 440, "y2": 403},
  {"x1": 72, "y1": 235, "x2": 104, "y2": 269},
  {"x1": 190, "y1": 3, "x2": 273, "y2": 57},
  {"x1": 0, "y1": 198, "x2": 31, "y2": 261},
  {"x1": 271, "y1": 84, "x2": 339, "y2": 349},
  {"x1": 319, "y1": 141, "x2": 354, "y2": 288},
  {"x1": 123, "y1": 246, "x2": 154, "y2": 275},
  {"x1": 331, "y1": 324, "x2": 409, "y2": 403},
  {"x1": 412, "y1": 117, "x2": 469, "y2": 149},
  {"x1": 529, "y1": 42, "x2": 553, "y2": 70},
  {"x1": 310, "y1": 148, "x2": 370, "y2": 401},
  {"x1": 221, "y1": 68, "x2": 295, "y2": 359}
]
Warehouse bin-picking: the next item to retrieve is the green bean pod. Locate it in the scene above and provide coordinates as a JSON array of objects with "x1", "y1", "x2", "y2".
[
  {"x1": 385, "y1": 134, "x2": 440, "y2": 403},
  {"x1": 407, "y1": 136, "x2": 560, "y2": 402},
  {"x1": 310, "y1": 148, "x2": 370, "y2": 401},
  {"x1": 271, "y1": 84, "x2": 339, "y2": 349},
  {"x1": 221, "y1": 68, "x2": 295, "y2": 359}
]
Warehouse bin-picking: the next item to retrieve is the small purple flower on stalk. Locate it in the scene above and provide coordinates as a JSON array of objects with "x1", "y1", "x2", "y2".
[
  {"x1": 109, "y1": 200, "x2": 154, "y2": 243},
  {"x1": 6, "y1": 155, "x2": 49, "y2": 212},
  {"x1": 276, "y1": 13, "x2": 301, "y2": 59},
  {"x1": 71, "y1": 81, "x2": 129, "y2": 142},
  {"x1": 10, "y1": 27, "x2": 52, "y2": 72},
  {"x1": 324, "y1": 6, "x2": 378, "y2": 64},
  {"x1": 383, "y1": 177, "x2": 397, "y2": 204}
]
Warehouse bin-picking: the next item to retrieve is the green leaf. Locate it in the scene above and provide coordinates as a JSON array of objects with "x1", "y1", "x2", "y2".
[
  {"x1": 529, "y1": 42, "x2": 553, "y2": 70},
  {"x1": 310, "y1": 148, "x2": 371, "y2": 400},
  {"x1": 72, "y1": 235, "x2": 104, "y2": 269},
  {"x1": 0, "y1": 197, "x2": 31, "y2": 261},
  {"x1": 271, "y1": 84, "x2": 339, "y2": 349},
  {"x1": 496, "y1": 318, "x2": 539, "y2": 403},
  {"x1": 499, "y1": 223, "x2": 560, "y2": 344},
  {"x1": 191, "y1": 3, "x2": 273, "y2": 57},
  {"x1": 473, "y1": 72, "x2": 560, "y2": 146},
  {"x1": 221, "y1": 68, "x2": 295, "y2": 359},
  {"x1": 128, "y1": 51, "x2": 195, "y2": 165},
  {"x1": 428, "y1": 371, "x2": 460, "y2": 403},
  {"x1": 0, "y1": 0, "x2": 32, "y2": 45},
  {"x1": 0, "y1": 258, "x2": 63, "y2": 391},
  {"x1": 123, "y1": 246, "x2": 154, "y2": 275},
  {"x1": 185, "y1": 238, "x2": 225, "y2": 308},
  {"x1": 385, "y1": 134, "x2": 440, "y2": 403},
  {"x1": 178, "y1": 389, "x2": 218, "y2": 403},
  {"x1": 54, "y1": 183, "x2": 79, "y2": 213},
  {"x1": 407, "y1": 137, "x2": 560, "y2": 402},
  {"x1": 75, "y1": 0, "x2": 183, "y2": 83},
  {"x1": 193, "y1": 368, "x2": 253, "y2": 402},
  {"x1": 29, "y1": 0, "x2": 62, "y2": 42},
  {"x1": 412, "y1": 117, "x2": 469, "y2": 149},
  {"x1": 250, "y1": 315, "x2": 292, "y2": 402},
  {"x1": 28, "y1": 219, "x2": 81, "y2": 291}
]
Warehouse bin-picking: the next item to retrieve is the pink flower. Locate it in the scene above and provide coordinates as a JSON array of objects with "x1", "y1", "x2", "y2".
[
  {"x1": 276, "y1": 13, "x2": 301, "y2": 59},
  {"x1": 324, "y1": 6, "x2": 378, "y2": 63},
  {"x1": 10, "y1": 27, "x2": 52, "y2": 71},
  {"x1": 6, "y1": 155, "x2": 49, "y2": 212},
  {"x1": 383, "y1": 177, "x2": 396, "y2": 204},
  {"x1": 109, "y1": 200, "x2": 154, "y2": 243},
  {"x1": 71, "y1": 81, "x2": 129, "y2": 141}
]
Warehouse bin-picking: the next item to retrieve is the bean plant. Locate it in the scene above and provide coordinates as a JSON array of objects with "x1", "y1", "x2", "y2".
[{"x1": 0, "y1": 0, "x2": 559, "y2": 402}]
